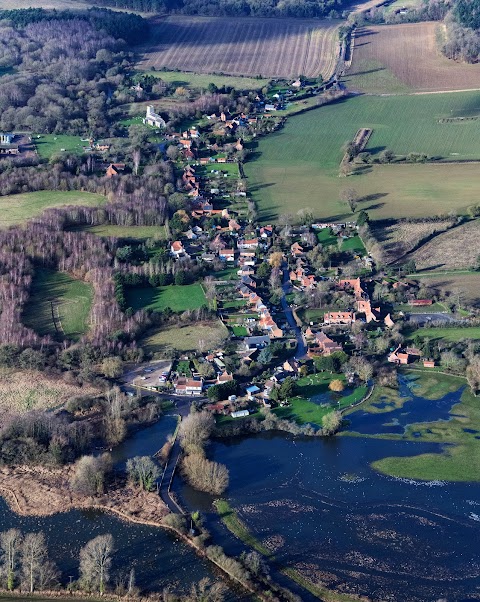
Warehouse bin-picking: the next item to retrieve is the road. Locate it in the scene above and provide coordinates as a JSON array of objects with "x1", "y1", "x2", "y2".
[{"x1": 281, "y1": 264, "x2": 307, "y2": 360}]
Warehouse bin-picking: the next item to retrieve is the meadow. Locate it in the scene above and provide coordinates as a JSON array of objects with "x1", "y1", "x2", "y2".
[
  {"x1": 412, "y1": 272, "x2": 480, "y2": 307},
  {"x1": 141, "y1": 320, "x2": 228, "y2": 354},
  {"x1": 346, "y1": 23, "x2": 480, "y2": 94},
  {"x1": 34, "y1": 134, "x2": 86, "y2": 159},
  {"x1": 137, "y1": 16, "x2": 339, "y2": 79},
  {"x1": 22, "y1": 268, "x2": 93, "y2": 340},
  {"x1": 410, "y1": 326, "x2": 480, "y2": 342},
  {"x1": 74, "y1": 224, "x2": 167, "y2": 240},
  {"x1": 0, "y1": 191, "x2": 106, "y2": 227},
  {"x1": 126, "y1": 283, "x2": 207, "y2": 312},
  {"x1": 245, "y1": 92, "x2": 480, "y2": 222}
]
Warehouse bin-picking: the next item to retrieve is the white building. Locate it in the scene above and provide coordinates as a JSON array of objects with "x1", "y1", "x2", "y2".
[{"x1": 143, "y1": 105, "x2": 166, "y2": 128}]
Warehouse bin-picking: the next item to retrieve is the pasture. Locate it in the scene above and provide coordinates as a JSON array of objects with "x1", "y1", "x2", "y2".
[
  {"x1": 411, "y1": 327, "x2": 480, "y2": 342},
  {"x1": 126, "y1": 283, "x2": 207, "y2": 313},
  {"x1": 34, "y1": 134, "x2": 86, "y2": 158},
  {"x1": 75, "y1": 224, "x2": 167, "y2": 240},
  {"x1": 143, "y1": 70, "x2": 270, "y2": 91},
  {"x1": 23, "y1": 268, "x2": 93, "y2": 340},
  {"x1": 411, "y1": 219, "x2": 480, "y2": 271},
  {"x1": 141, "y1": 321, "x2": 228, "y2": 354},
  {"x1": 137, "y1": 16, "x2": 340, "y2": 79},
  {"x1": 245, "y1": 92, "x2": 480, "y2": 222},
  {"x1": 0, "y1": 191, "x2": 106, "y2": 227},
  {"x1": 346, "y1": 23, "x2": 480, "y2": 94},
  {"x1": 413, "y1": 272, "x2": 480, "y2": 307}
]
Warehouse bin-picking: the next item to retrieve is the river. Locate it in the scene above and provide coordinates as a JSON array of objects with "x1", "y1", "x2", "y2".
[{"x1": 173, "y1": 383, "x2": 480, "y2": 601}]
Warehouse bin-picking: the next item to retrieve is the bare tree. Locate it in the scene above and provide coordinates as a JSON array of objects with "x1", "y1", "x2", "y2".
[
  {"x1": 340, "y1": 188, "x2": 358, "y2": 213},
  {"x1": 71, "y1": 454, "x2": 112, "y2": 496},
  {"x1": 21, "y1": 532, "x2": 58, "y2": 593},
  {"x1": 179, "y1": 412, "x2": 215, "y2": 452},
  {"x1": 181, "y1": 453, "x2": 229, "y2": 495},
  {"x1": 126, "y1": 456, "x2": 160, "y2": 491},
  {"x1": 0, "y1": 529, "x2": 22, "y2": 590},
  {"x1": 79, "y1": 534, "x2": 114, "y2": 594}
]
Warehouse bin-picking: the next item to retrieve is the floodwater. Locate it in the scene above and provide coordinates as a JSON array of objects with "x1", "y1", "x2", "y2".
[{"x1": 174, "y1": 383, "x2": 480, "y2": 602}]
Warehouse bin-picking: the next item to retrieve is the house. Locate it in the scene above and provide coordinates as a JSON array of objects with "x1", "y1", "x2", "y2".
[
  {"x1": 200, "y1": 157, "x2": 211, "y2": 165},
  {"x1": 265, "y1": 104, "x2": 277, "y2": 111},
  {"x1": 0, "y1": 144, "x2": 19, "y2": 156},
  {"x1": 300, "y1": 275, "x2": 316, "y2": 289},
  {"x1": 170, "y1": 240, "x2": 185, "y2": 257},
  {"x1": 291, "y1": 79, "x2": 303, "y2": 88},
  {"x1": 388, "y1": 345, "x2": 411, "y2": 365},
  {"x1": 0, "y1": 133, "x2": 14, "y2": 144},
  {"x1": 410, "y1": 299, "x2": 433, "y2": 306},
  {"x1": 180, "y1": 138, "x2": 192, "y2": 149},
  {"x1": 239, "y1": 238, "x2": 259, "y2": 250},
  {"x1": 313, "y1": 331, "x2": 343, "y2": 355},
  {"x1": 239, "y1": 284, "x2": 252, "y2": 298},
  {"x1": 423, "y1": 359, "x2": 436, "y2": 368},
  {"x1": 283, "y1": 359, "x2": 298, "y2": 374},
  {"x1": 324, "y1": 311, "x2": 356, "y2": 326},
  {"x1": 241, "y1": 275, "x2": 256, "y2": 288},
  {"x1": 246, "y1": 385, "x2": 260, "y2": 399},
  {"x1": 105, "y1": 163, "x2": 125, "y2": 178},
  {"x1": 229, "y1": 219, "x2": 241, "y2": 232},
  {"x1": 174, "y1": 377, "x2": 204, "y2": 395},
  {"x1": 143, "y1": 105, "x2": 166, "y2": 128},
  {"x1": 217, "y1": 370, "x2": 234, "y2": 384},
  {"x1": 244, "y1": 335, "x2": 270, "y2": 350},
  {"x1": 259, "y1": 225, "x2": 273, "y2": 238},
  {"x1": 291, "y1": 242, "x2": 304, "y2": 258},
  {"x1": 219, "y1": 249, "x2": 235, "y2": 262}
]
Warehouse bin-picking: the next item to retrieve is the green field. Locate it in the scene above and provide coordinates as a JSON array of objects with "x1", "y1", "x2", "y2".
[
  {"x1": 75, "y1": 224, "x2": 167, "y2": 240},
  {"x1": 246, "y1": 93, "x2": 480, "y2": 222},
  {"x1": 0, "y1": 191, "x2": 106, "y2": 227},
  {"x1": 34, "y1": 134, "x2": 86, "y2": 158},
  {"x1": 23, "y1": 268, "x2": 93, "y2": 340},
  {"x1": 410, "y1": 326, "x2": 480, "y2": 342},
  {"x1": 126, "y1": 283, "x2": 207, "y2": 312},
  {"x1": 142, "y1": 70, "x2": 270, "y2": 91}
]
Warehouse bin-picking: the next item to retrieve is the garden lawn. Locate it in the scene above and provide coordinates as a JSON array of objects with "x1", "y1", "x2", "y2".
[
  {"x1": 409, "y1": 327, "x2": 480, "y2": 342},
  {"x1": 341, "y1": 234, "x2": 366, "y2": 254},
  {"x1": 231, "y1": 326, "x2": 248, "y2": 336},
  {"x1": 126, "y1": 283, "x2": 206, "y2": 312},
  {"x1": 246, "y1": 92, "x2": 480, "y2": 222},
  {"x1": 0, "y1": 191, "x2": 106, "y2": 227},
  {"x1": 34, "y1": 134, "x2": 86, "y2": 158},
  {"x1": 23, "y1": 268, "x2": 93, "y2": 340}
]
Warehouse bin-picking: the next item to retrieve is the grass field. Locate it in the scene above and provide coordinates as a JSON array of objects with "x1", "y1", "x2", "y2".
[
  {"x1": 142, "y1": 69, "x2": 270, "y2": 91},
  {"x1": 411, "y1": 219, "x2": 480, "y2": 271},
  {"x1": 138, "y1": 15, "x2": 340, "y2": 79},
  {"x1": 412, "y1": 272, "x2": 480, "y2": 307},
  {"x1": 246, "y1": 92, "x2": 480, "y2": 222},
  {"x1": 126, "y1": 283, "x2": 206, "y2": 313},
  {"x1": 23, "y1": 268, "x2": 93, "y2": 340},
  {"x1": 0, "y1": 191, "x2": 106, "y2": 227},
  {"x1": 346, "y1": 23, "x2": 480, "y2": 94},
  {"x1": 411, "y1": 327, "x2": 480, "y2": 342},
  {"x1": 74, "y1": 224, "x2": 167, "y2": 240},
  {"x1": 34, "y1": 134, "x2": 86, "y2": 159},
  {"x1": 141, "y1": 320, "x2": 228, "y2": 354}
]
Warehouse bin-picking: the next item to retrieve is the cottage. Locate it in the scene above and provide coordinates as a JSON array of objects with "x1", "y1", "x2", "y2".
[
  {"x1": 143, "y1": 105, "x2": 166, "y2": 128},
  {"x1": 291, "y1": 242, "x2": 304, "y2": 258},
  {"x1": 313, "y1": 331, "x2": 343, "y2": 355},
  {"x1": 423, "y1": 359, "x2": 436, "y2": 368},
  {"x1": 240, "y1": 238, "x2": 259, "y2": 250},
  {"x1": 219, "y1": 249, "x2": 235, "y2": 262},
  {"x1": 410, "y1": 299, "x2": 433, "y2": 306},
  {"x1": 170, "y1": 240, "x2": 185, "y2": 257},
  {"x1": 217, "y1": 370, "x2": 234, "y2": 384}
]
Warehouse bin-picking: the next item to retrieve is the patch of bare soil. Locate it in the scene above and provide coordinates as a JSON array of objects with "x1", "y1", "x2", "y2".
[{"x1": 0, "y1": 465, "x2": 169, "y2": 524}]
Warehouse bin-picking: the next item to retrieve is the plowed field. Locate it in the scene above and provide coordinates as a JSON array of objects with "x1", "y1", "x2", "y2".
[
  {"x1": 138, "y1": 16, "x2": 340, "y2": 79},
  {"x1": 346, "y1": 22, "x2": 480, "y2": 93}
]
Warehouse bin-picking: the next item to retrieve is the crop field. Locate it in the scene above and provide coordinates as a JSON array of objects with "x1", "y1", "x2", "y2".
[
  {"x1": 137, "y1": 16, "x2": 340, "y2": 79},
  {"x1": 143, "y1": 70, "x2": 270, "y2": 91},
  {"x1": 126, "y1": 283, "x2": 207, "y2": 313},
  {"x1": 371, "y1": 219, "x2": 454, "y2": 264},
  {"x1": 0, "y1": 368, "x2": 98, "y2": 416},
  {"x1": 141, "y1": 321, "x2": 228, "y2": 354},
  {"x1": 345, "y1": 23, "x2": 480, "y2": 94},
  {"x1": 0, "y1": 191, "x2": 106, "y2": 228},
  {"x1": 411, "y1": 220, "x2": 480, "y2": 271},
  {"x1": 22, "y1": 269, "x2": 93, "y2": 340},
  {"x1": 246, "y1": 92, "x2": 480, "y2": 222}
]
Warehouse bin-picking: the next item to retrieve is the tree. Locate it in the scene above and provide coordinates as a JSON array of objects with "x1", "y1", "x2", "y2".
[
  {"x1": 181, "y1": 453, "x2": 229, "y2": 495},
  {"x1": 71, "y1": 454, "x2": 112, "y2": 496},
  {"x1": 0, "y1": 529, "x2": 22, "y2": 590},
  {"x1": 356, "y1": 210, "x2": 369, "y2": 227},
  {"x1": 100, "y1": 356, "x2": 123, "y2": 378},
  {"x1": 179, "y1": 412, "x2": 215, "y2": 451},
  {"x1": 278, "y1": 377, "x2": 295, "y2": 400},
  {"x1": 79, "y1": 534, "x2": 114, "y2": 594},
  {"x1": 322, "y1": 411, "x2": 342, "y2": 435},
  {"x1": 256, "y1": 262, "x2": 272, "y2": 281},
  {"x1": 329, "y1": 379, "x2": 344, "y2": 392},
  {"x1": 257, "y1": 347, "x2": 273, "y2": 364},
  {"x1": 21, "y1": 532, "x2": 58, "y2": 593},
  {"x1": 268, "y1": 251, "x2": 283, "y2": 268},
  {"x1": 379, "y1": 148, "x2": 394, "y2": 163},
  {"x1": 340, "y1": 188, "x2": 358, "y2": 213},
  {"x1": 126, "y1": 456, "x2": 160, "y2": 491},
  {"x1": 467, "y1": 357, "x2": 480, "y2": 394}
]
